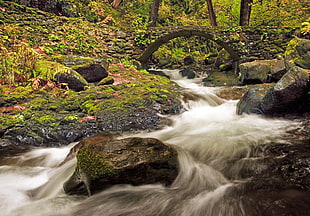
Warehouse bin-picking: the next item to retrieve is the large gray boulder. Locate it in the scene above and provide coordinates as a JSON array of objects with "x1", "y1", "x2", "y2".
[
  {"x1": 239, "y1": 61, "x2": 270, "y2": 84},
  {"x1": 237, "y1": 66, "x2": 309, "y2": 115},
  {"x1": 63, "y1": 134, "x2": 179, "y2": 196},
  {"x1": 261, "y1": 66, "x2": 309, "y2": 114},
  {"x1": 284, "y1": 37, "x2": 310, "y2": 70},
  {"x1": 239, "y1": 59, "x2": 286, "y2": 84}
]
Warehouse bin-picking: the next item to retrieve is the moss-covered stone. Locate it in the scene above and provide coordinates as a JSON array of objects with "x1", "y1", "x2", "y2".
[
  {"x1": 76, "y1": 147, "x2": 116, "y2": 179},
  {"x1": 203, "y1": 71, "x2": 240, "y2": 87},
  {"x1": 64, "y1": 135, "x2": 179, "y2": 195},
  {"x1": 1, "y1": 61, "x2": 183, "y2": 146},
  {"x1": 284, "y1": 37, "x2": 310, "y2": 70}
]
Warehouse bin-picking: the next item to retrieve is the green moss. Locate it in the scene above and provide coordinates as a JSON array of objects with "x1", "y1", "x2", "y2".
[
  {"x1": 32, "y1": 114, "x2": 58, "y2": 125},
  {"x1": 34, "y1": 60, "x2": 60, "y2": 80},
  {"x1": 81, "y1": 100, "x2": 102, "y2": 115},
  {"x1": 77, "y1": 147, "x2": 115, "y2": 179},
  {"x1": 203, "y1": 72, "x2": 240, "y2": 87},
  {"x1": 64, "y1": 114, "x2": 80, "y2": 121},
  {"x1": 0, "y1": 114, "x2": 25, "y2": 128}
]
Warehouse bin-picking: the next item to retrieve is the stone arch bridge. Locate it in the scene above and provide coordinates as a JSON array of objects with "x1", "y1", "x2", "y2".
[{"x1": 118, "y1": 26, "x2": 297, "y2": 69}]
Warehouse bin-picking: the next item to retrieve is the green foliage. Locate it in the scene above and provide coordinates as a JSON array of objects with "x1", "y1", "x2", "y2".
[
  {"x1": 300, "y1": 18, "x2": 310, "y2": 38},
  {"x1": 153, "y1": 36, "x2": 219, "y2": 65},
  {"x1": 250, "y1": 0, "x2": 309, "y2": 26},
  {"x1": 0, "y1": 42, "x2": 39, "y2": 84},
  {"x1": 212, "y1": 0, "x2": 240, "y2": 26}
]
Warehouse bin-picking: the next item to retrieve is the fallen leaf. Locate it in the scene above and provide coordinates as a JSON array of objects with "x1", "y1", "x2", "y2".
[{"x1": 80, "y1": 116, "x2": 96, "y2": 123}]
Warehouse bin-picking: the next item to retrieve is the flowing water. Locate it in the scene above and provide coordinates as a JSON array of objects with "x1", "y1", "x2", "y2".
[{"x1": 0, "y1": 70, "x2": 309, "y2": 216}]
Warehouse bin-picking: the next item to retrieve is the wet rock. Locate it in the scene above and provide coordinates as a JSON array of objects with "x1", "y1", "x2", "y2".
[
  {"x1": 284, "y1": 37, "x2": 310, "y2": 70},
  {"x1": 236, "y1": 87, "x2": 271, "y2": 115},
  {"x1": 215, "y1": 85, "x2": 256, "y2": 100},
  {"x1": 237, "y1": 66, "x2": 309, "y2": 116},
  {"x1": 0, "y1": 139, "x2": 30, "y2": 163},
  {"x1": 63, "y1": 134, "x2": 179, "y2": 195},
  {"x1": 179, "y1": 68, "x2": 195, "y2": 79},
  {"x1": 261, "y1": 66, "x2": 309, "y2": 114},
  {"x1": 184, "y1": 56, "x2": 195, "y2": 65},
  {"x1": 239, "y1": 60, "x2": 270, "y2": 84},
  {"x1": 147, "y1": 69, "x2": 170, "y2": 79}
]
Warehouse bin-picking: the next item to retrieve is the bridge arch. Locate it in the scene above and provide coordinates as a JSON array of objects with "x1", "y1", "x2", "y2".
[{"x1": 139, "y1": 29, "x2": 240, "y2": 70}]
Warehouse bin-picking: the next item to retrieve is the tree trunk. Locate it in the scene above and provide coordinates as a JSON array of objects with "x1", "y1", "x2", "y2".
[
  {"x1": 149, "y1": 0, "x2": 161, "y2": 27},
  {"x1": 206, "y1": 0, "x2": 217, "y2": 26},
  {"x1": 111, "y1": 0, "x2": 123, "y2": 9},
  {"x1": 239, "y1": 0, "x2": 253, "y2": 26}
]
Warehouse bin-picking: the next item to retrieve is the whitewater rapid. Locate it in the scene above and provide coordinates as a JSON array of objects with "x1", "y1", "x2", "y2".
[{"x1": 0, "y1": 70, "x2": 303, "y2": 216}]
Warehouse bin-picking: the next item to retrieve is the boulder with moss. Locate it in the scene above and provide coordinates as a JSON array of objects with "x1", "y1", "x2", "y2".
[
  {"x1": 284, "y1": 37, "x2": 310, "y2": 70},
  {"x1": 63, "y1": 133, "x2": 179, "y2": 195},
  {"x1": 214, "y1": 48, "x2": 233, "y2": 70},
  {"x1": 51, "y1": 56, "x2": 109, "y2": 82},
  {"x1": 34, "y1": 60, "x2": 89, "y2": 91},
  {"x1": 0, "y1": 63, "x2": 183, "y2": 147}
]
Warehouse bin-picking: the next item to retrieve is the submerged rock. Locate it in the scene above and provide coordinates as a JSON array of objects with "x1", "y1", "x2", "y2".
[
  {"x1": 63, "y1": 134, "x2": 179, "y2": 195},
  {"x1": 0, "y1": 139, "x2": 30, "y2": 164}
]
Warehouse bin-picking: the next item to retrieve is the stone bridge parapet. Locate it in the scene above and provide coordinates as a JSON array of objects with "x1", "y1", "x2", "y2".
[{"x1": 103, "y1": 26, "x2": 298, "y2": 67}]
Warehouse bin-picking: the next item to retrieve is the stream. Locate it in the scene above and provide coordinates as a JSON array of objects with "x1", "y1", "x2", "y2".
[{"x1": 0, "y1": 70, "x2": 309, "y2": 216}]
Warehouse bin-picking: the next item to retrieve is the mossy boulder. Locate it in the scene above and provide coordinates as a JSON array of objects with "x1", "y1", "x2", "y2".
[
  {"x1": 284, "y1": 37, "x2": 310, "y2": 70},
  {"x1": 1, "y1": 62, "x2": 183, "y2": 147},
  {"x1": 97, "y1": 76, "x2": 114, "y2": 85},
  {"x1": 203, "y1": 71, "x2": 240, "y2": 87},
  {"x1": 214, "y1": 48, "x2": 233, "y2": 69},
  {"x1": 63, "y1": 133, "x2": 179, "y2": 195},
  {"x1": 51, "y1": 56, "x2": 109, "y2": 82},
  {"x1": 34, "y1": 60, "x2": 89, "y2": 91}
]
